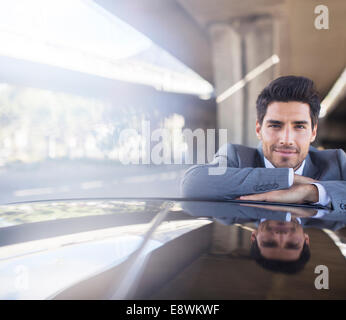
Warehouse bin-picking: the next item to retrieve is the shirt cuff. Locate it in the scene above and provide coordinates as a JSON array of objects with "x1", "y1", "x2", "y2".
[
  {"x1": 311, "y1": 210, "x2": 328, "y2": 218},
  {"x1": 288, "y1": 168, "x2": 294, "y2": 187},
  {"x1": 312, "y1": 183, "x2": 331, "y2": 206}
]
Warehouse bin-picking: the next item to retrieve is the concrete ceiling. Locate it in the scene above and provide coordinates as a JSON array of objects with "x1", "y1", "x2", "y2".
[
  {"x1": 176, "y1": 0, "x2": 345, "y2": 96},
  {"x1": 96, "y1": 0, "x2": 345, "y2": 98},
  {"x1": 176, "y1": 0, "x2": 285, "y2": 25},
  {"x1": 94, "y1": 0, "x2": 214, "y2": 84}
]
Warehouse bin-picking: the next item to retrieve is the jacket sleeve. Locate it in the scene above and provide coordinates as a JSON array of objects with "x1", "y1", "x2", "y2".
[
  {"x1": 180, "y1": 143, "x2": 291, "y2": 199},
  {"x1": 318, "y1": 149, "x2": 346, "y2": 211}
]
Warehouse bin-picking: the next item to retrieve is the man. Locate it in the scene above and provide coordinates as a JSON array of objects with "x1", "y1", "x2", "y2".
[{"x1": 181, "y1": 76, "x2": 346, "y2": 211}]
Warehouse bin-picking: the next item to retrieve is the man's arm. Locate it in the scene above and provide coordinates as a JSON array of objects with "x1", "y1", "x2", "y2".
[
  {"x1": 317, "y1": 149, "x2": 346, "y2": 210},
  {"x1": 317, "y1": 180, "x2": 346, "y2": 210},
  {"x1": 240, "y1": 149, "x2": 346, "y2": 209},
  {"x1": 181, "y1": 143, "x2": 292, "y2": 199},
  {"x1": 238, "y1": 184, "x2": 319, "y2": 204}
]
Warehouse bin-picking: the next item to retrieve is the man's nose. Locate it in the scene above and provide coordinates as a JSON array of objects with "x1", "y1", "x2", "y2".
[{"x1": 279, "y1": 126, "x2": 294, "y2": 145}]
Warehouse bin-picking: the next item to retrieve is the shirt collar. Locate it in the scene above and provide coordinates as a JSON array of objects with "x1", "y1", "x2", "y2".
[{"x1": 264, "y1": 157, "x2": 305, "y2": 175}]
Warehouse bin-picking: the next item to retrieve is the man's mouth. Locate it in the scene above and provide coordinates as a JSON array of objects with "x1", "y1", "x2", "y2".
[{"x1": 274, "y1": 149, "x2": 298, "y2": 156}]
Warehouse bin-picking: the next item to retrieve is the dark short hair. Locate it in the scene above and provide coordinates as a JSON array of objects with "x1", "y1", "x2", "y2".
[
  {"x1": 256, "y1": 76, "x2": 321, "y2": 129},
  {"x1": 250, "y1": 238, "x2": 311, "y2": 274}
]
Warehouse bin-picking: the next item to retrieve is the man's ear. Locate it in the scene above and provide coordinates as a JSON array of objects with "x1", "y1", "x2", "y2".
[
  {"x1": 256, "y1": 120, "x2": 262, "y2": 140},
  {"x1": 310, "y1": 123, "x2": 318, "y2": 143},
  {"x1": 304, "y1": 233, "x2": 310, "y2": 246},
  {"x1": 251, "y1": 231, "x2": 257, "y2": 242}
]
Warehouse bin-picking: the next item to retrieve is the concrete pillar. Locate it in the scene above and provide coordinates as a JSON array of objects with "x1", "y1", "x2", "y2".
[
  {"x1": 209, "y1": 24, "x2": 244, "y2": 145},
  {"x1": 209, "y1": 17, "x2": 275, "y2": 147},
  {"x1": 244, "y1": 16, "x2": 275, "y2": 147}
]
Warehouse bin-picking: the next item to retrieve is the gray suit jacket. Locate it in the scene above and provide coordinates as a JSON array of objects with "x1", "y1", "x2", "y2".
[{"x1": 181, "y1": 144, "x2": 346, "y2": 211}]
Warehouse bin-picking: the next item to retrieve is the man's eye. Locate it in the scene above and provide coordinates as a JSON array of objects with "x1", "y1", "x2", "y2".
[
  {"x1": 295, "y1": 125, "x2": 305, "y2": 129},
  {"x1": 269, "y1": 125, "x2": 280, "y2": 128},
  {"x1": 261, "y1": 241, "x2": 277, "y2": 248}
]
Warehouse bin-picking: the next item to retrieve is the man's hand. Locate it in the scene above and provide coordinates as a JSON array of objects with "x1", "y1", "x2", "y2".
[
  {"x1": 240, "y1": 203, "x2": 318, "y2": 217},
  {"x1": 293, "y1": 174, "x2": 317, "y2": 185},
  {"x1": 238, "y1": 184, "x2": 319, "y2": 204}
]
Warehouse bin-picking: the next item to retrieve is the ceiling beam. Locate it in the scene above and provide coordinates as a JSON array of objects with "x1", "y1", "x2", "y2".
[{"x1": 93, "y1": 0, "x2": 214, "y2": 84}]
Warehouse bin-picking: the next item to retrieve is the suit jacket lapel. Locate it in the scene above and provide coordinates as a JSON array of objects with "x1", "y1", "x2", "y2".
[
  {"x1": 303, "y1": 151, "x2": 320, "y2": 179},
  {"x1": 256, "y1": 145, "x2": 265, "y2": 168}
]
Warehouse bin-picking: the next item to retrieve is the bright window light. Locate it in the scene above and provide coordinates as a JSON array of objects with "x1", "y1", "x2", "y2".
[{"x1": 0, "y1": 0, "x2": 213, "y2": 97}]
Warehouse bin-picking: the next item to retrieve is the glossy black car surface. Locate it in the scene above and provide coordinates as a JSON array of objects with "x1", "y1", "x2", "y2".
[{"x1": 0, "y1": 198, "x2": 345, "y2": 300}]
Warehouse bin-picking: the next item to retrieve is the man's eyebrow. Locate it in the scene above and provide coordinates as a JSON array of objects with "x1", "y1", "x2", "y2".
[
  {"x1": 265, "y1": 120, "x2": 283, "y2": 124},
  {"x1": 284, "y1": 243, "x2": 301, "y2": 250},
  {"x1": 292, "y1": 121, "x2": 309, "y2": 125},
  {"x1": 260, "y1": 241, "x2": 302, "y2": 250},
  {"x1": 265, "y1": 120, "x2": 309, "y2": 125}
]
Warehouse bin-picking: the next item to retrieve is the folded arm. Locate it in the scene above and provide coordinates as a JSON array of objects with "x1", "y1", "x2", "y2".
[
  {"x1": 317, "y1": 149, "x2": 346, "y2": 210},
  {"x1": 317, "y1": 180, "x2": 346, "y2": 210},
  {"x1": 181, "y1": 144, "x2": 291, "y2": 200},
  {"x1": 240, "y1": 149, "x2": 346, "y2": 209}
]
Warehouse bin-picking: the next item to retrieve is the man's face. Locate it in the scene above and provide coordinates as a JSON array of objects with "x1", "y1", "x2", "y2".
[
  {"x1": 251, "y1": 220, "x2": 309, "y2": 261},
  {"x1": 256, "y1": 101, "x2": 317, "y2": 170}
]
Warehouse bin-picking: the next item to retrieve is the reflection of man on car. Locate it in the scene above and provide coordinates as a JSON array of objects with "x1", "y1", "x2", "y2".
[
  {"x1": 181, "y1": 76, "x2": 346, "y2": 210},
  {"x1": 181, "y1": 201, "x2": 346, "y2": 274},
  {"x1": 250, "y1": 218, "x2": 310, "y2": 274}
]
